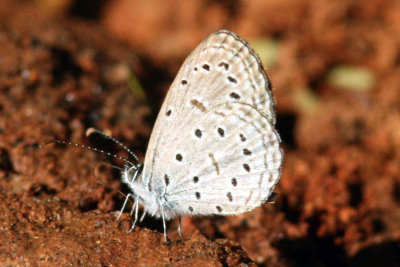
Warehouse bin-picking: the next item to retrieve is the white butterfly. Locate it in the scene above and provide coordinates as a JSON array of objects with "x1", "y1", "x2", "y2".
[{"x1": 118, "y1": 30, "x2": 283, "y2": 241}]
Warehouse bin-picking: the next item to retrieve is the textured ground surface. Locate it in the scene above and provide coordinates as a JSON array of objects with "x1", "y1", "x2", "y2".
[{"x1": 1, "y1": 0, "x2": 400, "y2": 266}]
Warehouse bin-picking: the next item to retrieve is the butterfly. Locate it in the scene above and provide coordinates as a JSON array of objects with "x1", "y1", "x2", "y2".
[{"x1": 116, "y1": 30, "x2": 283, "y2": 242}]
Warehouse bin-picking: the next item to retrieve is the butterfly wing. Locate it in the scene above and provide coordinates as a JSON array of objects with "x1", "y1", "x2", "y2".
[
  {"x1": 141, "y1": 30, "x2": 283, "y2": 216},
  {"x1": 166, "y1": 102, "x2": 283, "y2": 215}
]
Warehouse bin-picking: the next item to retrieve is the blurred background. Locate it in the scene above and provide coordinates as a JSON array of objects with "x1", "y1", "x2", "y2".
[{"x1": 1, "y1": 0, "x2": 400, "y2": 266}]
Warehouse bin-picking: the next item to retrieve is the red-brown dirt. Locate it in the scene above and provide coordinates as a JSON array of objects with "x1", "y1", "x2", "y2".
[{"x1": 1, "y1": 0, "x2": 400, "y2": 266}]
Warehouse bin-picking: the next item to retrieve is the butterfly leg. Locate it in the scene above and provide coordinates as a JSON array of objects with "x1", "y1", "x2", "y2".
[
  {"x1": 130, "y1": 197, "x2": 136, "y2": 216},
  {"x1": 129, "y1": 164, "x2": 141, "y2": 183},
  {"x1": 139, "y1": 208, "x2": 146, "y2": 222},
  {"x1": 178, "y1": 216, "x2": 182, "y2": 237},
  {"x1": 128, "y1": 198, "x2": 140, "y2": 232},
  {"x1": 116, "y1": 193, "x2": 131, "y2": 220},
  {"x1": 160, "y1": 204, "x2": 167, "y2": 242}
]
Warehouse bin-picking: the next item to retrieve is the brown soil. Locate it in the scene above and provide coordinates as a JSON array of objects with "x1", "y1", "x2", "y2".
[{"x1": 1, "y1": 0, "x2": 400, "y2": 266}]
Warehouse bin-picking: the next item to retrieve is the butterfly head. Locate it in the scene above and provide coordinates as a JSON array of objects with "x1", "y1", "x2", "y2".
[
  {"x1": 121, "y1": 165, "x2": 181, "y2": 220},
  {"x1": 121, "y1": 164, "x2": 162, "y2": 217}
]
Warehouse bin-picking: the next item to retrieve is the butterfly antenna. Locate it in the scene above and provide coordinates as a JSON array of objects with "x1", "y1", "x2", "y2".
[
  {"x1": 42, "y1": 139, "x2": 137, "y2": 167},
  {"x1": 86, "y1": 128, "x2": 140, "y2": 165}
]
